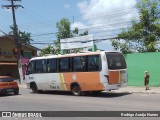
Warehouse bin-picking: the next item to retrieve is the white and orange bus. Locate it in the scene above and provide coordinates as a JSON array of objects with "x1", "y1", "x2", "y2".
[{"x1": 26, "y1": 51, "x2": 127, "y2": 96}]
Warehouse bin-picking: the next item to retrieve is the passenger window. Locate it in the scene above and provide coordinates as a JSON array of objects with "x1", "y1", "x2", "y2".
[
  {"x1": 59, "y1": 58, "x2": 71, "y2": 72},
  {"x1": 73, "y1": 56, "x2": 86, "y2": 72},
  {"x1": 35, "y1": 59, "x2": 47, "y2": 73},
  {"x1": 47, "y1": 59, "x2": 57, "y2": 72},
  {"x1": 27, "y1": 61, "x2": 35, "y2": 74},
  {"x1": 87, "y1": 55, "x2": 100, "y2": 71}
]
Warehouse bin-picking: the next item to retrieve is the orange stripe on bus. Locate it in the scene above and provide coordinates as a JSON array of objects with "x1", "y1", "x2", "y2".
[
  {"x1": 63, "y1": 72, "x2": 104, "y2": 91},
  {"x1": 109, "y1": 71, "x2": 119, "y2": 84}
]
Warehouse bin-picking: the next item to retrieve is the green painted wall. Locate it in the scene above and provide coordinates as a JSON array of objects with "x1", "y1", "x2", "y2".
[{"x1": 125, "y1": 52, "x2": 160, "y2": 86}]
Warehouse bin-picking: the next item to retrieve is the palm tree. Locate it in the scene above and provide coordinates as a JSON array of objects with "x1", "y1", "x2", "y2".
[{"x1": 9, "y1": 26, "x2": 33, "y2": 44}]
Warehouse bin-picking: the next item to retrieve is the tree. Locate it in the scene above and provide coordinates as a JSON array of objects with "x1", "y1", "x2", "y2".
[
  {"x1": 40, "y1": 40, "x2": 60, "y2": 56},
  {"x1": 41, "y1": 18, "x2": 88, "y2": 55},
  {"x1": 18, "y1": 31, "x2": 33, "y2": 44},
  {"x1": 40, "y1": 45, "x2": 54, "y2": 56},
  {"x1": 56, "y1": 18, "x2": 72, "y2": 41},
  {"x1": 112, "y1": 0, "x2": 160, "y2": 53},
  {"x1": 9, "y1": 26, "x2": 33, "y2": 44}
]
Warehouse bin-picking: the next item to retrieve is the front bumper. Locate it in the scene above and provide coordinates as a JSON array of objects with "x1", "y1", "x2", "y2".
[{"x1": 0, "y1": 88, "x2": 19, "y2": 93}]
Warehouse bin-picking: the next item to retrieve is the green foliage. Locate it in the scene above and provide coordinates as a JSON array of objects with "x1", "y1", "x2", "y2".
[
  {"x1": 40, "y1": 40, "x2": 60, "y2": 56},
  {"x1": 72, "y1": 27, "x2": 79, "y2": 35},
  {"x1": 56, "y1": 18, "x2": 72, "y2": 41},
  {"x1": 41, "y1": 18, "x2": 89, "y2": 55},
  {"x1": 80, "y1": 30, "x2": 88, "y2": 36},
  {"x1": 9, "y1": 26, "x2": 33, "y2": 44},
  {"x1": 40, "y1": 45, "x2": 54, "y2": 56},
  {"x1": 18, "y1": 31, "x2": 33, "y2": 44},
  {"x1": 112, "y1": 0, "x2": 160, "y2": 53}
]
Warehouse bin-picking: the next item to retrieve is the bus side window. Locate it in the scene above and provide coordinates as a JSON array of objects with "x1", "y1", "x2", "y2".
[
  {"x1": 87, "y1": 55, "x2": 99, "y2": 71},
  {"x1": 73, "y1": 56, "x2": 86, "y2": 72},
  {"x1": 26, "y1": 60, "x2": 35, "y2": 74},
  {"x1": 59, "y1": 58, "x2": 70, "y2": 72},
  {"x1": 35, "y1": 59, "x2": 47, "y2": 73},
  {"x1": 47, "y1": 59, "x2": 57, "y2": 73}
]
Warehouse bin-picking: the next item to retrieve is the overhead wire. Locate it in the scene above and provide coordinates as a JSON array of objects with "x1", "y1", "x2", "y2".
[
  {"x1": 1, "y1": 6, "x2": 137, "y2": 29},
  {"x1": 0, "y1": 4, "x2": 138, "y2": 46},
  {"x1": 0, "y1": 7, "x2": 137, "y2": 42},
  {"x1": 31, "y1": 21, "x2": 131, "y2": 37}
]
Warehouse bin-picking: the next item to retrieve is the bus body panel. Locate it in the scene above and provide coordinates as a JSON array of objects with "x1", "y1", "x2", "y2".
[
  {"x1": 26, "y1": 51, "x2": 127, "y2": 92},
  {"x1": 63, "y1": 72, "x2": 104, "y2": 91}
]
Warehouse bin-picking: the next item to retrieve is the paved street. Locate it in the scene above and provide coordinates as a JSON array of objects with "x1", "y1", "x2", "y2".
[
  {"x1": 0, "y1": 88, "x2": 160, "y2": 111},
  {"x1": 0, "y1": 88, "x2": 160, "y2": 120}
]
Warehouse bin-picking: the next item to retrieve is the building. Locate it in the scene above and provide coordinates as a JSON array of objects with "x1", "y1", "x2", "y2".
[{"x1": 0, "y1": 35, "x2": 40, "y2": 79}]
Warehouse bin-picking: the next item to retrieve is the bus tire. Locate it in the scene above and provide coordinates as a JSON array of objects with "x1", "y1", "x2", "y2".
[
  {"x1": 71, "y1": 85, "x2": 81, "y2": 96},
  {"x1": 31, "y1": 83, "x2": 38, "y2": 93},
  {"x1": 14, "y1": 89, "x2": 19, "y2": 95}
]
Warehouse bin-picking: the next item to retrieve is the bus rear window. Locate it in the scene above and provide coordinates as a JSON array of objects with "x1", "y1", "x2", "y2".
[{"x1": 106, "y1": 52, "x2": 126, "y2": 70}]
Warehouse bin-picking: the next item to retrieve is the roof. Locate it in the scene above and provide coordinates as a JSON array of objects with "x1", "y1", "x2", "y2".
[
  {"x1": 0, "y1": 35, "x2": 40, "y2": 51},
  {"x1": 22, "y1": 44, "x2": 40, "y2": 51},
  {"x1": 30, "y1": 51, "x2": 121, "y2": 61}
]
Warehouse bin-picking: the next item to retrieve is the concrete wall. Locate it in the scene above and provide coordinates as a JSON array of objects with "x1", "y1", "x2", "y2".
[{"x1": 125, "y1": 52, "x2": 160, "y2": 86}]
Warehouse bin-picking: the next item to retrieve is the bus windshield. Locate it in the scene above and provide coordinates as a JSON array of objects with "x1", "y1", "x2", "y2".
[{"x1": 106, "y1": 52, "x2": 126, "y2": 70}]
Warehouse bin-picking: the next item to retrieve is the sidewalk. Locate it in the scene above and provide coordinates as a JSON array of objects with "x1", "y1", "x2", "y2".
[
  {"x1": 18, "y1": 84, "x2": 27, "y2": 88},
  {"x1": 18, "y1": 84, "x2": 160, "y2": 94},
  {"x1": 112, "y1": 86, "x2": 160, "y2": 94}
]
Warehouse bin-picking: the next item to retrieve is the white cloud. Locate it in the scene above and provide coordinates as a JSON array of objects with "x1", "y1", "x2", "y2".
[
  {"x1": 76, "y1": 0, "x2": 138, "y2": 50},
  {"x1": 64, "y1": 4, "x2": 71, "y2": 9},
  {"x1": 77, "y1": 0, "x2": 138, "y2": 27},
  {"x1": 71, "y1": 21, "x2": 87, "y2": 30}
]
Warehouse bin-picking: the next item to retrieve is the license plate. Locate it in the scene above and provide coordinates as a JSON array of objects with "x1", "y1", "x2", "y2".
[{"x1": 7, "y1": 89, "x2": 13, "y2": 92}]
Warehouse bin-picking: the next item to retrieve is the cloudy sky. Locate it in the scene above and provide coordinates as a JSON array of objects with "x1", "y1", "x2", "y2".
[{"x1": 0, "y1": 0, "x2": 139, "y2": 50}]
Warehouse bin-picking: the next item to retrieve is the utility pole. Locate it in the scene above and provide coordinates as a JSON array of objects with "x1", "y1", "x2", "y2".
[{"x1": 2, "y1": 0, "x2": 24, "y2": 84}]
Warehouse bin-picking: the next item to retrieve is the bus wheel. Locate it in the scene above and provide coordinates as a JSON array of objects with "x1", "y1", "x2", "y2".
[
  {"x1": 71, "y1": 85, "x2": 81, "y2": 96},
  {"x1": 31, "y1": 83, "x2": 38, "y2": 93},
  {"x1": 14, "y1": 89, "x2": 19, "y2": 95}
]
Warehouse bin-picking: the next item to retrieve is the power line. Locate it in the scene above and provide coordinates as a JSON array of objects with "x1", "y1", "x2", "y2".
[
  {"x1": 30, "y1": 21, "x2": 131, "y2": 37},
  {"x1": 0, "y1": 5, "x2": 137, "y2": 43},
  {"x1": 0, "y1": 6, "x2": 137, "y2": 29},
  {"x1": 0, "y1": 29, "x2": 14, "y2": 41},
  {"x1": 30, "y1": 37, "x2": 116, "y2": 45},
  {"x1": 1, "y1": 2, "x2": 138, "y2": 48}
]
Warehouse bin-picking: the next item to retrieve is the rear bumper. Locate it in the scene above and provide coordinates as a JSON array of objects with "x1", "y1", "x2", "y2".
[
  {"x1": 0, "y1": 88, "x2": 19, "y2": 93},
  {"x1": 104, "y1": 82, "x2": 128, "y2": 91}
]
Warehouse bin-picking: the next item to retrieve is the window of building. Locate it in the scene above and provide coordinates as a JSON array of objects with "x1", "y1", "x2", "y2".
[
  {"x1": 87, "y1": 55, "x2": 100, "y2": 71},
  {"x1": 73, "y1": 56, "x2": 86, "y2": 72},
  {"x1": 24, "y1": 52, "x2": 32, "y2": 58}
]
